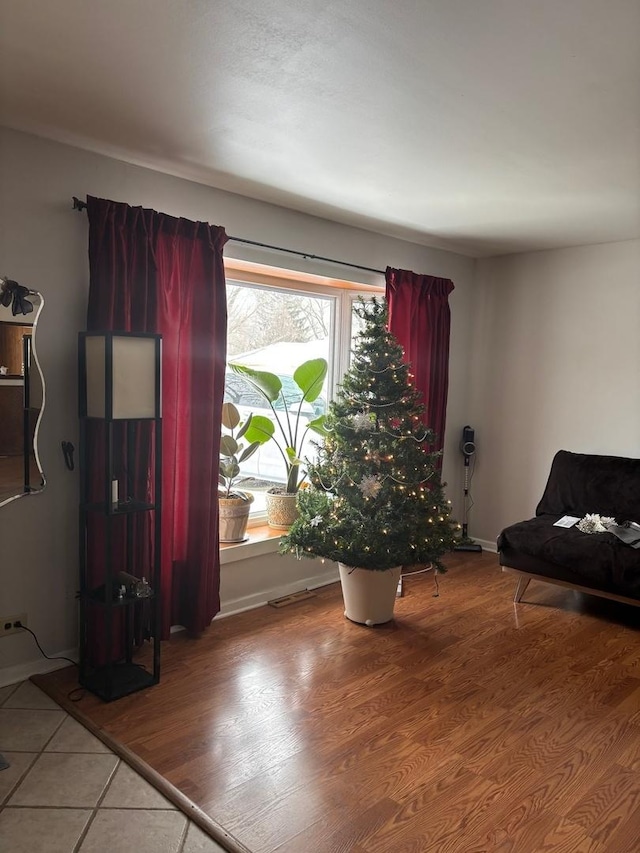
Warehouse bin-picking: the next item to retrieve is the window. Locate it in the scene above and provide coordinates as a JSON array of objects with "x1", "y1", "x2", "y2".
[{"x1": 224, "y1": 259, "x2": 383, "y2": 518}]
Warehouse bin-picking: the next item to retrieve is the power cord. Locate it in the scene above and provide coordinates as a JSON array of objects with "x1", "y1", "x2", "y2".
[
  {"x1": 15, "y1": 621, "x2": 78, "y2": 668},
  {"x1": 401, "y1": 564, "x2": 440, "y2": 597},
  {"x1": 15, "y1": 622, "x2": 83, "y2": 701},
  {"x1": 401, "y1": 565, "x2": 433, "y2": 577},
  {"x1": 467, "y1": 452, "x2": 476, "y2": 512},
  {"x1": 15, "y1": 622, "x2": 149, "y2": 703}
]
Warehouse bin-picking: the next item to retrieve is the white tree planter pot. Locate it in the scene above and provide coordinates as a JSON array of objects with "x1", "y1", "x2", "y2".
[{"x1": 338, "y1": 563, "x2": 402, "y2": 626}]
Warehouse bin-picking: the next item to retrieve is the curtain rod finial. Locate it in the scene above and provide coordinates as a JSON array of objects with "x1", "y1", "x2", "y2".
[{"x1": 72, "y1": 196, "x2": 87, "y2": 211}]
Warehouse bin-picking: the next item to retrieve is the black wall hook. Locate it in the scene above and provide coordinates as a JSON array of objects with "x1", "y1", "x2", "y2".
[{"x1": 61, "y1": 441, "x2": 75, "y2": 471}]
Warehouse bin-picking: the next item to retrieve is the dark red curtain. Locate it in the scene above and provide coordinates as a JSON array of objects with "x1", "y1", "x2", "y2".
[
  {"x1": 87, "y1": 196, "x2": 227, "y2": 640},
  {"x1": 385, "y1": 267, "x2": 454, "y2": 458}
]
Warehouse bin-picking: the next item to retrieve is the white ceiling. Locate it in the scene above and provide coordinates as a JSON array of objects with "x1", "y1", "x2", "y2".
[{"x1": 1, "y1": 0, "x2": 639, "y2": 257}]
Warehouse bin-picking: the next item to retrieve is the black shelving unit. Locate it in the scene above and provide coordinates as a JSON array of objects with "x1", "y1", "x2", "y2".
[{"x1": 78, "y1": 331, "x2": 162, "y2": 702}]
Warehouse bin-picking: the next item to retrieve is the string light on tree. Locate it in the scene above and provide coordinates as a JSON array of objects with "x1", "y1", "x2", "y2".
[{"x1": 280, "y1": 296, "x2": 458, "y2": 572}]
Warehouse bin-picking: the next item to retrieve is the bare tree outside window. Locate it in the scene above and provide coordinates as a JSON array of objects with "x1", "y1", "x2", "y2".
[{"x1": 226, "y1": 283, "x2": 330, "y2": 357}]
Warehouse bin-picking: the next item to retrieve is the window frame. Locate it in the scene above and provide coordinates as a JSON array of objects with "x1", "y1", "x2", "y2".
[{"x1": 223, "y1": 258, "x2": 384, "y2": 525}]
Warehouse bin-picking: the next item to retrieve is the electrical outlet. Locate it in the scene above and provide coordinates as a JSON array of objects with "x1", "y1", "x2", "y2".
[{"x1": 0, "y1": 613, "x2": 27, "y2": 637}]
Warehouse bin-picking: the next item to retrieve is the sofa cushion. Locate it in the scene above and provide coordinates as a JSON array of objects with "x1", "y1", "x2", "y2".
[
  {"x1": 536, "y1": 450, "x2": 640, "y2": 522},
  {"x1": 498, "y1": 515, "x2": 640, "y2": 599}
]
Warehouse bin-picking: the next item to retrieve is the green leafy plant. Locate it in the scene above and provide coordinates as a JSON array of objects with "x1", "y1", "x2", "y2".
[
  {"x1": 228, "y1": 358, "x2": 328, "y2": 493},
  {"x1": 219, "y1": 402, "x2": 274, "y2": 499},
  {"x1": 280, "y1": 298, "x2": 459, "y2": 571}
]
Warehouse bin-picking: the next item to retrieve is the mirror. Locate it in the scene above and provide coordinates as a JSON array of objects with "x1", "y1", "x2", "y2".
[{"x1": 0, "y1": 278, "x2": 46, "y2": 506}]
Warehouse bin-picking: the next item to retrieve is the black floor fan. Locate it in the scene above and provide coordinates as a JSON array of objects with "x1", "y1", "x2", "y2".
[{"x1": 454, "y1": 425, "x2": 483, "y2": 553}]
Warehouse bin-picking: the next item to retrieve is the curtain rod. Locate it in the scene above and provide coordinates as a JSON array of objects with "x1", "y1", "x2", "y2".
[{"x1": 72, "y1": 196, "x2": 385, "y2": 277}]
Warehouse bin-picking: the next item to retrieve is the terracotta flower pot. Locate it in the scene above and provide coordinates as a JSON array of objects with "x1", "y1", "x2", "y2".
[
  {"x1": 219, "y1": 492, "x2": 254, "y2": 543},
  {"x1": 338, "y1": 563, "x2": 402, "y2": 626}
]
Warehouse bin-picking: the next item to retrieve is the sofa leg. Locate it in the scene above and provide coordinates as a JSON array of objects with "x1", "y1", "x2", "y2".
[{"x1": 514, "y1": 576, "x2": 531, "y2": 603}]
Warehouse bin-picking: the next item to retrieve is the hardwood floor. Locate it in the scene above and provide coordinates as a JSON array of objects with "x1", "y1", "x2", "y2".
[{"x1": 36, "y1": 553, "x2": 640, "y2": 852}]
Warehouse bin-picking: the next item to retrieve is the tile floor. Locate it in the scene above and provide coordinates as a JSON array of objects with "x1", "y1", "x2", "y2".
[{"x1": 0, "y1": 679, "x2": 229, "y2": 853}]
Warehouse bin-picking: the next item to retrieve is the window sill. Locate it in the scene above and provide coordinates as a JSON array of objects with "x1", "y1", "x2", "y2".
[{"x1": 219, "y1": 524, "x2": 282, "y2": 564}]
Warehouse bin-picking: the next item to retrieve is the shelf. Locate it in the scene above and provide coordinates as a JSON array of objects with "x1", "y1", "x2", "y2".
[
  {"x1": 84, "y1": 590, "x2": 155, "y2": 608},
  {"x1": 81, "y1": 415, "x2": 159, "y2": 422},
  {"x1": 220, "y1": 524, "x2": 282, "y2": 564},
  {"x1": 78, "y1": 331, "x2": 162, "y2": 702},
  {"x1": 82, "y1": 500, "x2": 156, "y2": 514},
  {"x1": 80, "y1": 663, "x2": 158, "y2": 702}
]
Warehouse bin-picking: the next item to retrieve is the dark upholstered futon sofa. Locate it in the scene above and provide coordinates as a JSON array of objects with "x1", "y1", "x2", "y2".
[{"x1": 498, "y1": 450, "x2": 640, "y2": 608}]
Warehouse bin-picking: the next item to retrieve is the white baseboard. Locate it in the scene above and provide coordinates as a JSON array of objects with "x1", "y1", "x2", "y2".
[
  {"x1": 1, "y1": 568, "x2": 343, "y2": 685},
  {"x1": 0, "y1": 648, "x2": 78, "y2": 689},
  {"x1": 216, "y1": 567, "x2": 340, "y2": 619},
  {"x1": 473, "y1": 538, "x2": 498, "y2": 554}
]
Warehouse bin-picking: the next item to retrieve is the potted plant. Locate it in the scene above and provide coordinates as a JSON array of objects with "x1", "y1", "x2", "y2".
[
  {"x1": 280, "y1": 298, "x2": 459, "y2": 625},
  {"x1": 228, "y1": 358, "x2": 328, "y2": 529},
  {"x1": 218, "y1": 402, "x2": 273, "y2": 542}
]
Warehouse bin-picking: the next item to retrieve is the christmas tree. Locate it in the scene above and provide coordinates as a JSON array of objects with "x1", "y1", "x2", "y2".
[{"x1": 280, "y1": 297, "x2": 459, "y2": 572}]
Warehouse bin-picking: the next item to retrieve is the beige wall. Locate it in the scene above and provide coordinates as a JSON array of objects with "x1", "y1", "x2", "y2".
[
  {"x1": 469, "y1": 239, "x2": 640, "y2": 546},
  {"x1": 0, "y1": 126, "x2": 475, "y2": 681}
]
